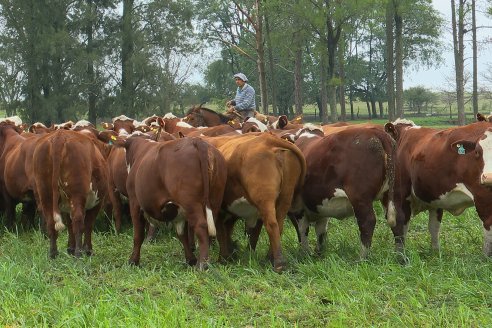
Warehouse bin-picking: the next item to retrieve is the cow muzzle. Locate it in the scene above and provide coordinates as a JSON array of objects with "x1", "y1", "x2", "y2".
[{"x1": 480, "y1": 173, "x2": 492, "y2": 185}]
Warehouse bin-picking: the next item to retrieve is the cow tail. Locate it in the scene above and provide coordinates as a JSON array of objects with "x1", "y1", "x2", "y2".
[
  {"x1": 381, "y1": 132, "x2": 397, "y2": 227},
  {"x1": 51, "y1": 133, "x2": 66, "y2": 231},
  {"x1": 194, "y1": 138, "x2": 216, "y2": 237}
]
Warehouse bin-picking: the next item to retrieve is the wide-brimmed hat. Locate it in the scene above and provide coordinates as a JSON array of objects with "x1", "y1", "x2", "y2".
[{"x1": 233, "y1": 73, "x2": 248, "y2": 82}]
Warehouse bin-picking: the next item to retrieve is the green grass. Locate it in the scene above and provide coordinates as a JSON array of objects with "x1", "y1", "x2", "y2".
[{"x1": 2, "y1": 205, "x2": 492, "y2": 327}]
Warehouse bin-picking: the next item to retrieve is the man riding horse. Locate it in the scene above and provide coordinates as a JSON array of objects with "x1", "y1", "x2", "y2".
[{"x1": 226, "y1": 73, "x2": 256, "y2": 120}]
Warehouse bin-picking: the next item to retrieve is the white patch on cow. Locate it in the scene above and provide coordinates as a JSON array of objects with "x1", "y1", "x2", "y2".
[
  {"x1": 409, "y1": 183, "x2": 474, "y2": 217},
  {"x1": 428, "y1": 210, "x2": 441, "y2": 250},
  {"x1": 375, "y1": 178, "x2": 389, "y2": 200},
  {"x1": 0, "y1": 115, "x2": 22, "y2": 126},
  {"x1": 479, "y1": 130, "x2": 492, "y2": 185},
  {"x1": 392, "y1": 118, "x2": 418, "y2": 127},
  {"x1": 303, "y1": 123, "x2": 323, "y2": 132},
  {"x1": 315, "y1": 189, "x2": 354, "y2": 219},
  {"x1": 386, "y1": 200, "x2": 396, "y2": 227},
  {"x1": 245, "y1": 117, "x2": 268, "y2": 132},
  {"x1": 112, "y1": 115, "x2": 133, "y2": 123},
  {"x1": 73, "y1": 120, "x2": 92, "y2": 128},
  {"x1": 205, "y1": 206, "x2": 216, "y2": 237},
  {"x1": 483, "y1": 227, "x2": 492, "y2": 256},
  {"x1": 227, "y1": 197, "x2": 259, "y2": 224},
  {"x1": 176, "y1": 121, "x2": 193, "y2": 128},
  {"x1": 118, "y1": 129, "x2": 129, "y2": 136},
  {"x1": 33, "y1": 122, "x2": 47, "y2": 128},
  {"x1": 85, "y1": 182, "x2": 99, "y2": 209},
  {"x1": 271, "y1": 119, "x2": 279, "y2": 129},
  {"x1": 297, "y1": 131, "x2": 318, "y2": 139},
  {"x1": 163, "y1": 113, "x2": 177, "y2": 119},
  {"x1": 53, "y1": 212, "x2": 66, "y2": 231},
  {"x1": 129, "y1": 131, "x2": 146, "y2": 137}
]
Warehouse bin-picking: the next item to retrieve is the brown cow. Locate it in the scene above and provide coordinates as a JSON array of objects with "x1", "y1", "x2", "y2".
[
  {"x1": 291, "y1": 124, "x2": 396, "y2": 258},
  {"x1": 0, "y1": 122, "x2": 40, "y2": 228},
  {"x1": 204, "y1": 132, "x2": 306, "y2": 272},
  {"x1": 117, "y1": 135, "x2": 227, "y2": 269},
  {"x1": 384, "y1": 118, "x2": 492, "y2": 256},
  {"x1": 32, "y1": 129, "x2": 109, "y2": 258}
]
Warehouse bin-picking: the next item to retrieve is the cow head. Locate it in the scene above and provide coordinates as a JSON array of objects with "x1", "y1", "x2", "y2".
[
  {"x1": 384, "y1": 119, "x2": 417, "y2": 141},
  {"x1": 452, "y1": 129, "x2": 492, "y2": 186},
  {"x1": 477, "y1": 113, "x2": 492, "y2": 122}
]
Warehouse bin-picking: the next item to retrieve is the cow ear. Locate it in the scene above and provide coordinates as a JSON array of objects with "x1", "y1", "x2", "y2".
[
  {"x1": 101, "y1": 122, "x2": 113, "y2": 130},
  {"x1": 384, "y1": 123, "x2": 398, "y2": 140},
  {"x1": 156, "y1": 117, "x2": 165, "y2": 128},
  {"x1": 278, "y1": 115, "x2": 288, "y2": 129},
  {"x1": 451, "y1": 140, "x2": 476, "y2": 155},
  {"x1": 477, "y1": 113, "x2": 486, "y2": 122},
  {"x1": 178, "y1": 131, "x2": 186, "y2": 138}
]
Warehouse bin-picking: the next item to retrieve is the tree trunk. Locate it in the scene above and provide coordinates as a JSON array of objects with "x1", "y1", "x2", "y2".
[
  {"x1": 320, "y1": 49, "x2": 329, "y2": 124},
  {"x1": 338, "y1": 33, "x2": 346, "y2": 121},
  {"x1": 378, "y1": 100, "x2": 384, "y2": 118},
  {"x1": 472, "y1": 0, "x2": 478, "y2": 116},
  {"x1": 349, "y1": 87, "x2": 355, "y2": 120},
  {"x1": 395, "y1": 8, "x2": 404, "y2": 118},
  {"x1": 265, "y1": 14, "x2": 278, "y2": 116},
  {"x1": 255, "y1": 0, "x2": 268, "y2": 114},
  {"x1": 121, "y1": 0, "x2": 135, "y2": 117},
  {"x1": 386, "y1": 0, "x2": 395, "y2": 121},
  {"x1": 87, "y1": 0, "x2": 97, "y2": 124},
  {"x1": 452, "y1": 0, "x2": 466, "y2": 125}
]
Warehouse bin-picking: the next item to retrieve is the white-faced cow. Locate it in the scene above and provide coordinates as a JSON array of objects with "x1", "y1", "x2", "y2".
[{"x1": 384, "y1": 118, "x2": 492, "y2": 256}]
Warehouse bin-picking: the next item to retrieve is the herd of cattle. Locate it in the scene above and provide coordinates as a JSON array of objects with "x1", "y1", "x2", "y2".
[{"x1": 2, "y1": 107, "x2": 492, "y2": 272}]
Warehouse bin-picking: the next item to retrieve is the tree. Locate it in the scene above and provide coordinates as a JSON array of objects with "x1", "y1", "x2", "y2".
[
  {"x1": 404, "y1": 86, "x2": 436, "y2": 114},
  {"x1": 451, "y1": 0, "x2": 467, "y2": 125}
]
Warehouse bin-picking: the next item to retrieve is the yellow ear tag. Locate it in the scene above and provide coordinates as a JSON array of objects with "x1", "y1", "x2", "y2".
[{"x1": 111, "y1": 135, "x2": 117, "y2": 140}]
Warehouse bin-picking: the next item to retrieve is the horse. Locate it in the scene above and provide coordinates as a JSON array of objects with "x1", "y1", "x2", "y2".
[{"x1": 184, "y1": 104, "x2": 242, "y2": 128}]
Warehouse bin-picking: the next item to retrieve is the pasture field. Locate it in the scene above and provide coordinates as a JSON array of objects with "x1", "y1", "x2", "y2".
[{"x1": 1, "y1": 204, "x2": 492, "y2": 327}]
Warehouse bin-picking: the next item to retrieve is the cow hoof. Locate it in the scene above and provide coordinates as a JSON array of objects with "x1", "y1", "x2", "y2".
[
  {"x1": 67, "y1": 248, "x2": 75, "y2": 255},
  {"x1": 128, "y1": 259, "x2": 140, "y2": 266},
  {"x1": 49, "y1": 250, "x2": 59, "y2": 259},
  {"x1": 85, "y1": 249, "x2": 94, "y2": 256},
  {"x1": 396, "y1": 253, "x2": 409, "y2": 265},
  {"x1": 273, "y1": 263, "x2": 286, "y2": 273},
  {"x1": 187, "y1": 258, "x2": 198, "y2": 266},
  {"x1": 197, "y1": 262, "x2": 209, "y2": 271},
  {"x1": 73, "y1": 250, "x2": 82, "y2": 258}
]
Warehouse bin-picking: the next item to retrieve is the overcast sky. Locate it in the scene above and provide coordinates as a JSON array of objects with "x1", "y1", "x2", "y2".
[{"x1": 405, "y1": 0, "x2": 492, "y2": 90}]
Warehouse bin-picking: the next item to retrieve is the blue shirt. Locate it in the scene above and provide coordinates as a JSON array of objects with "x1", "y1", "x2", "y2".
[{"x1": 234, "y1": 84, "x2": 256, "y2": 111}]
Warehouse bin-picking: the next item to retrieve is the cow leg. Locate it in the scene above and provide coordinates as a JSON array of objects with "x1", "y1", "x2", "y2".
[
  {"x1": 354, "y1": 206, "x2": 377, "y2": 259},
  {"x1": 297, "y1": 215, "x2": 310, "y2": 252},
  {"x1": 2, "y1": 192, "x2": 16, "y2": 230},
  {"x1": 175, "y1": 220, "x2": 197, "y2": 266},
  {"x1": 246, "y1": 219, "x2": 262, "y2": 251},
  {"x1": 65, "y1": 214, "x2": 75, "y2": 255},
  {"x1": 46, "y1": 217, "x2": 59, "y2": 258},
  {"x1": 428, "y1": 209, "x2": 442, "y2": 251},
  {"x1": 314, "y1": 218, "x2": 329, "y2": 255},
  {"x1": 108, "y1": 189, "x2": 122, "y2": 233},
  {"x1": 288, "y1": 212, "x2": 303, "y2": 244},
  {"x1": 128, "y1": 200, "x2": 145, "y2": 265},
  {"x1": 145, "y1": 222, "x2": 158, "y2": 242},
  {"x1": 70, "y1": 203, "x2": 85, "y2": 258},
  {"x1": 216, "y1": 216, "x2": 232, "y2": 263},
  {"x1": 187, "y1": 208, "x2": 210, "y2": 270},
  {"x1": 260, "y1": 203, "x2": 285, "y2": 272},
  {"x1": 83, "y1": 205, "x2": 101, "y2": 256}
]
